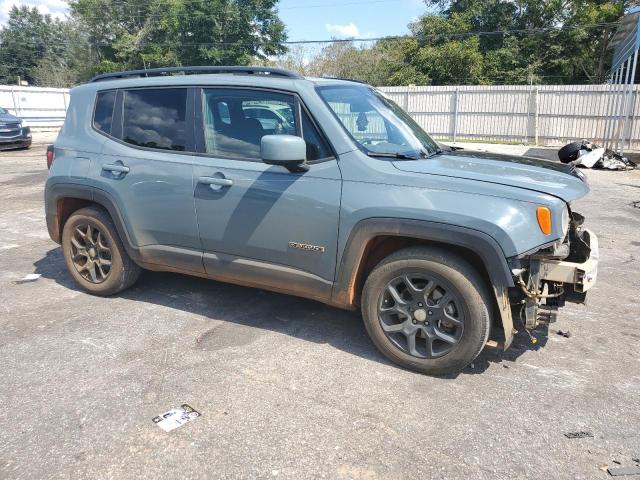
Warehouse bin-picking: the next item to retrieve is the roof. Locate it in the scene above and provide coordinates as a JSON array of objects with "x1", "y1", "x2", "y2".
[{"x1": 76, "y1": 66, "x2": 370, "y2": 93}]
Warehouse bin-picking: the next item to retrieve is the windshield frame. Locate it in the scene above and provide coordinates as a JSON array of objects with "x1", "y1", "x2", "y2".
[{"x1": 315, "y1": 83, "x2": 440, "y2": 158}]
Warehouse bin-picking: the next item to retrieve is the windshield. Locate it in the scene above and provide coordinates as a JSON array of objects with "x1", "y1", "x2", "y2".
[
  {"x1": 317, "y1": 84, "x2": 440, "y2": 158},
  {"x1": 0, "y1": 107, "x2": 7, "y2": 114}
]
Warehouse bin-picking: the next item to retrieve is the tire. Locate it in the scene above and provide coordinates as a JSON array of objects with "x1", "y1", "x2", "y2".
[
  {"x1": 361, "y1": 247, "x2": 491, "y2": 375},
  {"x1": 558, "y1": 141, "x2": 585, "y2": 163},
  {"x1": 61, "y1": 206, "x2": 140, "y2": 296}
]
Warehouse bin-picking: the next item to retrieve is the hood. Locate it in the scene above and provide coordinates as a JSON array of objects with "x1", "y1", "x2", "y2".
[
  {"x1": 392, "y1": 150, "x2": 589, "y2": 203},
  {"x1": 0, "y1": 113, "x2": 21, "y2": 124}
]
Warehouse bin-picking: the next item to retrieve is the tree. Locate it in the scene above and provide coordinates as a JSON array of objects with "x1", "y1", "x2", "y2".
[
  {"x1": 0, "y1": 6, "x2": 68, "y2": 85},
  {"x1": 269, "y1": 0, "x2": 624, "y2": 87},
  {"x1": 68, "y1": 0, "x2": 288, "y2": 72},
  {"x1": 394, "y1": 13, "x2": 485, "y2": 85},
  {"x1": 264, "y1": 40, "x2": 409, "y2": 86},
  {"x1": 419, "y1": 0, "x2": 624, "y2": 84}
]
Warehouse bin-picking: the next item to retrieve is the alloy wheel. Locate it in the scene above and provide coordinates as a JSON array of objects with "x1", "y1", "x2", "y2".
[
  {"x1": 70, "y1": 223, "x2": 112, "y2": 284},
  {"x1": 377, "y1": 274, "x2": 465, "y2": 359}
]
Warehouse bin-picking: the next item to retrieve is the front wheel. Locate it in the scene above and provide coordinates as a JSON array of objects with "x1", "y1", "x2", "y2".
[{"x1": 361, "y1": 247, "x2": 491, "y2": 375}]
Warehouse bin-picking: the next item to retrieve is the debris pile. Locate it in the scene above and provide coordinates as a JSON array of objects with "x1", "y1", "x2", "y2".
[{"x1": 558, "y1": 141, "x2": 637, "y2": 170}]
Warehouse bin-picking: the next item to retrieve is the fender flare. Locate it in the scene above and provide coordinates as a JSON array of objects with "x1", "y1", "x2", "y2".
[
  {"x1": 331, "y1": 218, "x2": 515, "y2": 348},
  {"x1": 44, "y1": 181, "x2": 143, "y2": 264}
]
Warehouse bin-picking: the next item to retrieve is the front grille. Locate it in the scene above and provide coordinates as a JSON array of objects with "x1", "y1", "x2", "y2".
[{"x1": 0, "y1": 123, "x2": 22, "y2": 138}]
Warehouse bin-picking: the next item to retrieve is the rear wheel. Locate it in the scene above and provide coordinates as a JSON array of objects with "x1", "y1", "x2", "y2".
[
  {"x1": 61, "y1": 206, "x2": 140, "y2": 295},
  {"x1": 361, "y1": 247, "x2": 491, "y2": 375}
]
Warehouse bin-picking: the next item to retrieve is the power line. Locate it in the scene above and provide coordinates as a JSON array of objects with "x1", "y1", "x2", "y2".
[{"x1": 0, "y1": 21, "x2": 621, "y2": 49}]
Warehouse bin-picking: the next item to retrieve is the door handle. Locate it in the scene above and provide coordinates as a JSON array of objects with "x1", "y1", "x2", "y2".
[
  {"x1": 102, "y1": 163, "x2": 130, "y2": 175},
  {"x1": 198, "y1": 175, "x2": 233, "y2": 188}
]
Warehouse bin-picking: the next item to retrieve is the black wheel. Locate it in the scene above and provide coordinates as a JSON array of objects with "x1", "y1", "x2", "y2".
[
  {"x1": 558, "y1": 141, "x2": 585, "y2": 163},
  {"x1": 61, "y1": 206, "x2": 140, "y2": 295},
  {"x1": 361, "y1": 247, "x2": 491, "y2": 375}
]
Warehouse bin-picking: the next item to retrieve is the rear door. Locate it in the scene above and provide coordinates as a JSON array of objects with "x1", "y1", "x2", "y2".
[
  {"x1": 192, "y1": 87, "x2": 342, "y2": 297},
  {"x1": 93, "y1": 87, "x2": 203, "y2": 272}
]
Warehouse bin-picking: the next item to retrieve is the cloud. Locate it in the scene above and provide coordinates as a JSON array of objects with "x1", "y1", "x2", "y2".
[
  {"x1": 0, "y1": 0, "x2": 69, "y2": 24},
  {"x1": 325, "y1": 22, "x2": 361, "y2": 38}
]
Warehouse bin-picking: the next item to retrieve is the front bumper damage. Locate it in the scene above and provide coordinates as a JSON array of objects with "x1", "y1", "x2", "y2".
[
  {"x1": 539, "y1": 229, "x2": 598, "y2": 296},
  {"x1": 506, "y1": 215, "x2": 599, "y2": 344}
]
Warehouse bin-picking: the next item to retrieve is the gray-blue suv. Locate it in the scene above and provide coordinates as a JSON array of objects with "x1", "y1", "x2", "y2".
[{"x1": 45, "y1": 66, "x2": 599, "y2": 374}]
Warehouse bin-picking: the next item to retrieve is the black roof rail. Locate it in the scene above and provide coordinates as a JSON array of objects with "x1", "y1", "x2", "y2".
[{"x1": 89, "y1": 66, "x2": 303, "y2": 83}]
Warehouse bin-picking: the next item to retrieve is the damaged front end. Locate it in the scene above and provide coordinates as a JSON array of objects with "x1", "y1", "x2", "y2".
[{"x1": 507, "y1": 211, "x2": 599, "y2": 340}]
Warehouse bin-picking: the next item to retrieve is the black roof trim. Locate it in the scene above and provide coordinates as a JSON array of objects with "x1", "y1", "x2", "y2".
[{"x1": 90, "y1": 66, "x2": 303, "y2": 83}]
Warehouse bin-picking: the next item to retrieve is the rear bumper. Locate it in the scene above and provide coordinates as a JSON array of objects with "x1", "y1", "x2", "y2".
[{"x1": 539, "y1": 228, "x2": 599, "y2": 297}]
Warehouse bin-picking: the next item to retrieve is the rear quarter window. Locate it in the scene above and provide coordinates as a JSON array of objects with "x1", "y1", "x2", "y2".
[
  {"x1": 93, "y1": 90, "x2": 116, "y2": 135},
  {"x1": 122, "y1": 88, "x2": 188, "y2": 151}
]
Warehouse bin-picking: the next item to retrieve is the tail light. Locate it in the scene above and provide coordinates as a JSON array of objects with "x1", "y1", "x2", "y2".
[{"x1": 46, "y1": 144, "x2": 55, "y2": 169}]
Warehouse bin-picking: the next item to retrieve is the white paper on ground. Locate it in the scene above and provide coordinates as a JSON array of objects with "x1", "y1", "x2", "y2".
[
  {"x1": 152, "y1": 404, "x2": 200, "y2": 432},
  {"x1": 19, "y1": 273, "x2": 41, "y2": 282}
]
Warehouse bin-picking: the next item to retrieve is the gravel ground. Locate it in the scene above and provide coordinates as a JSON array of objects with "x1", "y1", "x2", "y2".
[{"x1": 1, "y1": 140, "x2": 639, "y2": 480}]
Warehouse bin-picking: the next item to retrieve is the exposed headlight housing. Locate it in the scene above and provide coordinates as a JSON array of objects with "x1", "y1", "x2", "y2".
[{"x1": 561, "y1": 205, "x2": 570, "y2": 239}]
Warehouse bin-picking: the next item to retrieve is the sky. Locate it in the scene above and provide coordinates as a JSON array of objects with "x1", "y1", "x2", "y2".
[
  {"x1": 0, "y1": 0, "x2": 433, "y2": 40},
  {"x1": 0, "y1": 0, "x2": 67, "y2": 23},
  {"x1": 278, "y1": 0, "x2": 429, "y2": 41}
]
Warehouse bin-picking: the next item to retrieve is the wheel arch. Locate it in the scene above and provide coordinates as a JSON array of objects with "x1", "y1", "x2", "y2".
[
  {"x1": 45, "y1": 182, "x2": 142, "y2": 264},
  {"x1": 331, "y1": 218, "x2": 516, "y2": 348}
]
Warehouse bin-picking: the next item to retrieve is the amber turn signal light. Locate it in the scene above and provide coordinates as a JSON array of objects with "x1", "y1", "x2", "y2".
[{"x1": 536, "y1": 206, "x2": 552, "y2": 235}]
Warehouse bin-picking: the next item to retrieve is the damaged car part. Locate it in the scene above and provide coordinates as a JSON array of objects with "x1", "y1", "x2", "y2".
[
  {"x1": 509, "y1": 210, "x2": 597, "y2": 334},
  {"x1": 559, "y1": 140, "x2": 637, "y2": 170}
]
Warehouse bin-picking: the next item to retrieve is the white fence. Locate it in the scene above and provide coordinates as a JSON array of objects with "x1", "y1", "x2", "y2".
[
  {"x1": 379, "y1": 84, "x2": 640, "y2": 149},
  {"x1": 0, "y1": 86, "x2": 69, "y2": 129},
  {"x1": 3, "y1": 84, "x2": 640, "y2": 149}
]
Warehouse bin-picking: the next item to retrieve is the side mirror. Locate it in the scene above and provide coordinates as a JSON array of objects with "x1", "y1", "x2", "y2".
[{"x1": 261, "y1": 135, "x2": 309, "y2": 173}]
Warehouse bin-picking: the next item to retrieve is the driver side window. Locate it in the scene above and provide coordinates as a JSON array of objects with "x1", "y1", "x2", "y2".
[
  {"x1": 202, "y1": 89, "x2": 297, "y2": 160},
  {"x1": 200, "y1": 88, "x2": 333, "y2": 162}
]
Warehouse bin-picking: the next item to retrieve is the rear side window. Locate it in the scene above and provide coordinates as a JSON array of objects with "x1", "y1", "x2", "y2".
[
  {"x1": 122, "y1": 88, "x2": 187, "y2": 151},
  {"x1": 93, "y1": 90, "x2": 116, "y2": 135}
]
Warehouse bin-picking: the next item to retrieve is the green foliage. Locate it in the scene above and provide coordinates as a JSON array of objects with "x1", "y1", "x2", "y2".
[
  {"x1": 408, "y1": 0, "x2": 625, "y2": 85},
  {"x1": 273, "y1": 0, "x2": 625, "y2": 86},
  {"x1": 68, "y1": 0, "x2": 287, "y2": 72},
  {"x1": 0, "y1": 0, "x2": 286, "y2": 86},
  {"x1": 0, "y1": 0, "x2": 627, "y2": 87},
  {"x1": 0, "y1": 6, "x2": 73, "y2": 85}
]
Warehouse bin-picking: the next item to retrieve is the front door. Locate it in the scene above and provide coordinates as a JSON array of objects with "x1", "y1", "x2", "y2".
[{"x1": 192, "y1": 87, "x2": 342, "y2": 298}]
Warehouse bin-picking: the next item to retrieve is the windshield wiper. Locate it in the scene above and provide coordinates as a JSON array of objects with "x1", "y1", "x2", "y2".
[
  {"x1": 366, "y1": 151, "x2": 421, "y2": 160},
  {"x1": 426, "y1": 148, "x2": 443, "y2": 158}
]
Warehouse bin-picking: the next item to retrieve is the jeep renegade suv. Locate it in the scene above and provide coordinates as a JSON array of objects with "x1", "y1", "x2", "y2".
[{"x1": 45, "y1": 66, "x2": 599, "y2": 375}]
